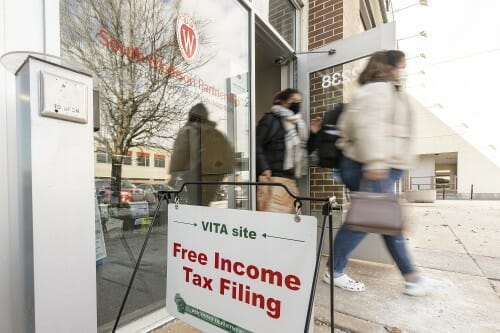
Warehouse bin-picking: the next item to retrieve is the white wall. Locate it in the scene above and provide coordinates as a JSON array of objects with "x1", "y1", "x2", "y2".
[
  {"x1": 1, "y1": 1, "x2": 61, "y2": 332},
  {"x1": 411, "y1": 97, "x2": 500, "y2": 196},
  {"x1": 409, "y1": 155, "x2": 435, "y2": 190},
  {"x1": 0, "y1": 8, "x2": 11, "y2": 333},
  {"x1": 457, "y1": 145, "x2": 500, "y2": 195},
  {"x1": 343, "y1": 0, "x2": 364, "y2": 39},
  {"x1": 1, "y1": 1, "x2": 46, "y2": 331}
]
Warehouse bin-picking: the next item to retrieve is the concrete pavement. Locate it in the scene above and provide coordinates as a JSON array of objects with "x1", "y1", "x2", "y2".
[{"x1": 314, "y1": 200, "x2": 500, "y2": 333}]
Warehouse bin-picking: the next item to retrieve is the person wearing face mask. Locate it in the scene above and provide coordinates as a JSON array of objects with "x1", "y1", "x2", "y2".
[
  {"x1": 256, "y1": 88, "x2": 320, "y2": 212},
  {"x1": 324, "y1": 50, "x2": 442, "y2": 296}
]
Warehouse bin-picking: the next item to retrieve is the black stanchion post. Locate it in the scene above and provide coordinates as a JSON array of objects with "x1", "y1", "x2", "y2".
[
  {"x1": 471, "y1": 184, "x2": 474, "y2": 200},
  {"x1": 328, "y1": 213, "x2": 334, "y2": 332},
  {"x1": 304, "y1": 212, "x2": 328, "y2": 333}
]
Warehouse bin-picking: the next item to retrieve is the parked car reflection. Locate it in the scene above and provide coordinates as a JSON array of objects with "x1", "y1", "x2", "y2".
[
  {"x1": 95, "y1": 180, "x2": 145, "y2": 204},
  {"x1": 137, "y1": 183, "x2": 158, "y2": 204}
]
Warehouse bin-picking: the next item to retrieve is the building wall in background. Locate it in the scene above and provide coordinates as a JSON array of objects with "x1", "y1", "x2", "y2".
[
  {"x1": 411, "y1": 98, "x2": 500, "y2": 197},
  {"x1": 343, "y1": 0, "x2": 364, "y2": 38},
  {"x1": 94, "y1": 147, "x2": 172, "y2": 183},
  {"x1": 409, "y1": 155, "x2": 436, "y2": 190}
]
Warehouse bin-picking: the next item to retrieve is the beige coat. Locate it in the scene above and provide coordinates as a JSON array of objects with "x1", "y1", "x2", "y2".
[{"x1": 337, "y1": 81, "x2": 415, "y2": 171}]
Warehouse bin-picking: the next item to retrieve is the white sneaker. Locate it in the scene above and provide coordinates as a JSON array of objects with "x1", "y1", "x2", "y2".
[
  {"x1": 404, "y1": 277, "x2": 446, "y2": 296},
  {"x1": 323, "y1": 271, "x2": 331, "y2": 284},
  {"x1": 323, "y1": 271, "x2": 365, "y2": 291}
]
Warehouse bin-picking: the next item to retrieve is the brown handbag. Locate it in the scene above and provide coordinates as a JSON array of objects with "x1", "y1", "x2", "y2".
[
  {"x1": 257, "y1": 176, "x2": 298, "y2": 213},
  {"x1": 344, "y1": 191, "x2": 404, "y2": 235}
]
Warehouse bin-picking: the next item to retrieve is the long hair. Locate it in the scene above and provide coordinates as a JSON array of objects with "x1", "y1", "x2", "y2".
[
  {"x1": 358, "y1": 50, "x2": 405, "y2": 85},
  {"x1": 272, "y1": 88, "x2": 300, "y2": 105}
]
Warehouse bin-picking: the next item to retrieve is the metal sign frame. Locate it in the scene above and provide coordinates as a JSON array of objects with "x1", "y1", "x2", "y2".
[{"x1": 112, "y1": 181, "x2": 340, "y2": 333}]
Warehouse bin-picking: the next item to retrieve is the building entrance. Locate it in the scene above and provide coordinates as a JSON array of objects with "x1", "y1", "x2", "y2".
[{"x1": 255, "y1": 24, "x2": 291, "y2": 121}]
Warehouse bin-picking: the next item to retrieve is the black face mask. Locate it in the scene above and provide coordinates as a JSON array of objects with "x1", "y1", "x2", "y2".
[{"x1": 289, "y1": 102, "x2": 301, "y2": 114}]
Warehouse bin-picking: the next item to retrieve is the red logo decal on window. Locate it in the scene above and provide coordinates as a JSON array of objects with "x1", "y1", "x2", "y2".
[{"x1": 177, "y1": 14, "x2": 198, "y2": 64}]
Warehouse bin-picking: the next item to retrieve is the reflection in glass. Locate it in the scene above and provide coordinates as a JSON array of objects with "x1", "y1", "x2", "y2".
[
  {"x1": 61, "y1": 0, "x2": 250, "y2": 330},
  {"x1": 169, "y1": 103, "x2": 235, "y2": 206}
]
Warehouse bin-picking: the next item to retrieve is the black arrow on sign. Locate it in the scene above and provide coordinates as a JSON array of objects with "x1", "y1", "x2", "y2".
[
  {"x1": 262, "y1": 233, "x2": 304, "y2": 243},
  {"x1": 172, "y1": 220, "x2": 197, "y2": 227}
]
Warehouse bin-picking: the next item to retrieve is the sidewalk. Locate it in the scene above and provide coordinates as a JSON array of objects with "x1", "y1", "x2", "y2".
[
  {"x1": 157, "y1": 200, "x2": 500, "y2": 332},
  {"x1": 314, "y1": 200, "x2": 500, "y2": 333}
]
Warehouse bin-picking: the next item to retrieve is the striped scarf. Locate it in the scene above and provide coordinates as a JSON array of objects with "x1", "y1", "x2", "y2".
[{"x1": 270, "y1": 105, "x2": 307, "y2": 178}]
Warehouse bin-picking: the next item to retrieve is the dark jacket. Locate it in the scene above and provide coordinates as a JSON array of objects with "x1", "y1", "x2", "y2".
[
  {"x1": 170, "y1": 119, "x2": 234, "y2": 176},
  {"x1": 256, "y1": 113, "x2": 316, "y2": 178}
]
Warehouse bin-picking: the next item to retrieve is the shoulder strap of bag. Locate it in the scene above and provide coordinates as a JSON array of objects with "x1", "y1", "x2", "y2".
[{"x1": 265, "y1": 113, "x2": 281, "y2": 143}]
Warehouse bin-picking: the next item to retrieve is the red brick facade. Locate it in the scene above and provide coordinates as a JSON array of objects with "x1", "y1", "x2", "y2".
[
  {"x1": 269, "y1": 0, "x2": 295, "y2": 47},
  {"x1": 308, "y1": 0, "x2": 345, "y2": 211},
  {"x1": 308, "y1": 0, "x2": 343, "y2": 50}
]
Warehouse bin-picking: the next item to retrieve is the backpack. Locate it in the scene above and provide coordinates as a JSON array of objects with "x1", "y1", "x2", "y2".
[
  {"x1": 316, "y1": 103, "x2": 345, "y2": 168},
  {"x1": 261, "y1": 112, "x2": 282, "y2": 144}
]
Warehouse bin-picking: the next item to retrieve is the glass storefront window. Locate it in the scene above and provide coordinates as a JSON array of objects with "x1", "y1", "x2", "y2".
[
  {"x1": 255, "y1": 0, "x2": 296, "y2": 47},
  {"x1": 60, "y1": 0, "x2": 250, "y2": 330}
]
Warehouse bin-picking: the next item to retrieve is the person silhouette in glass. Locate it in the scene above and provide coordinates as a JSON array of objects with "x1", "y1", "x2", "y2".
[{"x1": 170, "y1": 103, "x2": 234, "y2": 206}]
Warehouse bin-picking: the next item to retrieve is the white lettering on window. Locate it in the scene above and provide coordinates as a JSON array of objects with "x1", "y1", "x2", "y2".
[{"x1": 321, "y1": 68, "x2": 361, "y2": 89}]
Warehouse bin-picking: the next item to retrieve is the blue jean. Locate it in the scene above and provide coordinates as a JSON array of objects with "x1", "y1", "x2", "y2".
[{"x1": 329, "y1": 157, "x2": 415, "y2": 276}]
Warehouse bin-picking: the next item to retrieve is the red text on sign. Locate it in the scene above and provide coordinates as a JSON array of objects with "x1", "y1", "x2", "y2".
[
  {"x1": 173, "y1": 242, "x2": 208, "y2": 266},
  {"x1": 183, "y1": 266, "x2": 213, "y2": 291},
  {"x1": 220, "y1": 278, "x2": 281, "y2": 319},
  {"x1": 214, "y1": 252, "x2": 301, "y2": 291}
]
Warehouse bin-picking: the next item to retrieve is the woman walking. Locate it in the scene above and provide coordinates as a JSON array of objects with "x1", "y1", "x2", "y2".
[
  {"x1": 326, "y1": 50, "x2": 433, "y2": 296},
  {"x1": 256, "y1": 88, "x2": 320, "y2": 212}
]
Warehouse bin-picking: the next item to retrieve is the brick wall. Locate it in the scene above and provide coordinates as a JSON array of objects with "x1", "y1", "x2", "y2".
[
  {"x1": 308, "y1": 0, "x2": 345, "y2": 211},
  {"x1": 269, "y1": 0, "x2": 295, "y2": 47},
  {"x1": 308, "y1": 0, "x2": 343, "y2": 50},
  {"x1": 309, "y1": 67, "x2": 345, "y2": 211}
]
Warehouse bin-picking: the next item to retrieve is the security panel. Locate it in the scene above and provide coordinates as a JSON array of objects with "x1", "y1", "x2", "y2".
[
  {"x1": 9, "y1": 55, "x2": 96, "y2": 332},
  {"x1": 40, "y1": 71, "x2": 88, "y2": 123}
]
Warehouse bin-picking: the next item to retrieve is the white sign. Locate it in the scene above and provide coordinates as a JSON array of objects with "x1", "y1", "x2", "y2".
[
  {"x1": 230, "y1": 72, "x2": 248, "y2": 95},
  {"x1": 40, "y1": 71, "x2": 88, "y2": 123},
  {"x1": 166, "y1": 204, "x2": 317, "y2": 333}
]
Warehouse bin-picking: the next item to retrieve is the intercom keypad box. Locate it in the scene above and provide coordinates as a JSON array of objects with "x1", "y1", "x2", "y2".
[{"x1": 40, "y1": 71, "x2": 88, "y2": 124}]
